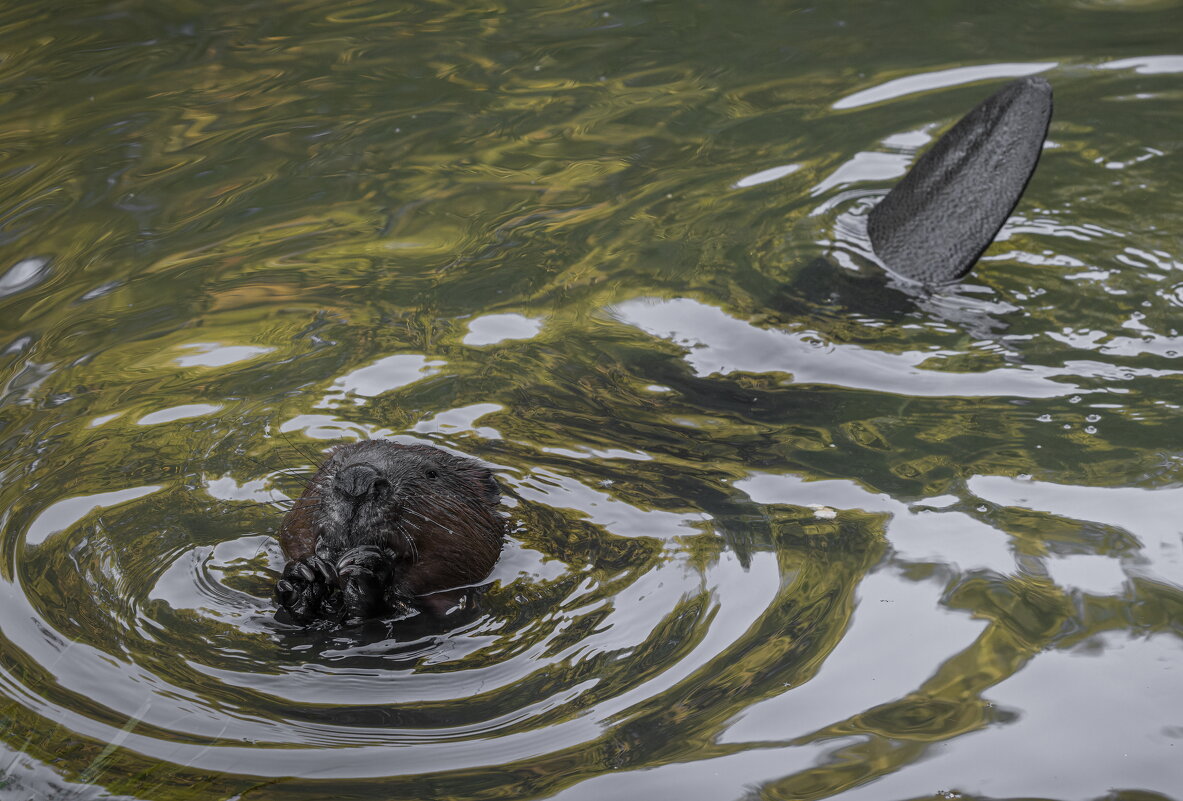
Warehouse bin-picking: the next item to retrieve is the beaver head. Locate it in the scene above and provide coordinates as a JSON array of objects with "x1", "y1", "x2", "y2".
[{"x1": 274, "y1": 440, "x2": 504, "y2": 625}]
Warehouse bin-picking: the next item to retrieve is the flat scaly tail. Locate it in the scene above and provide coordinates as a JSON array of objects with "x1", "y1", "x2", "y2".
[{"x1": 868, "y1": 75, "x2": 1053, "y2": 285}]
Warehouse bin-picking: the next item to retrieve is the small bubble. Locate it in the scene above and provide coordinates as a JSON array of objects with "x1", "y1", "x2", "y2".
[
  {"x1": 1037, "y1": 414, "x2": 1052, "y2": 422},
  {"x1": 1069, "y1": 395, "x2": 1081, "y2": 404},
  {"x1": 976, "y1": 505, "x2": 988, "y2": 513},
  {"x1": 1084, "y1": 425, "x2": 1097, "y2": 434},
  {"x1": 1086, "y1": 414, "x2": 1101, "y2": 422}
]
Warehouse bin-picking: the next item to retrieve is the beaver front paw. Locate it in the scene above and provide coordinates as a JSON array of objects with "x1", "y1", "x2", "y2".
[
  {"x1": 337, "y1": 546, "x2": 403, "y2": 621},
  {"x1": 275, "y1": 554, "x2": 341, "y2": 624}
]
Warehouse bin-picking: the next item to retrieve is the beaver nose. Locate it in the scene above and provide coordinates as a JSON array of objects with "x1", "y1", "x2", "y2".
[{"x1": 337, "y1": 463, "x2": 380, "y2": 499}]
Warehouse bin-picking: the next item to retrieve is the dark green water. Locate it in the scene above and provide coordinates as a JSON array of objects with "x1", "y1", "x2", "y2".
[{"x1": 1, "y1": 1, "x2": 1181, "y2": 799}]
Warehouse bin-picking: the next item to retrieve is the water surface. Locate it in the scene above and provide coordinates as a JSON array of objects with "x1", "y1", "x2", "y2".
[{"x1": 1, "y1": 1, "x2": 1181, "y2": 799}]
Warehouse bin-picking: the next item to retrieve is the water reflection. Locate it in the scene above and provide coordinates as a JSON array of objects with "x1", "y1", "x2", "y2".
[
  {"x1": 0, "y1": 0, "x2": 1181, "y2": 799},
  {"x1": 612, "y1": 295, "x2": 1073, "y2": 397}
]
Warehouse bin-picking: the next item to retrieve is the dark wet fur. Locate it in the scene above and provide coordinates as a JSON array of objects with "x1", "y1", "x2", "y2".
[{"x1": 274, "y1": 440, "x2": 504, "y2": 625}]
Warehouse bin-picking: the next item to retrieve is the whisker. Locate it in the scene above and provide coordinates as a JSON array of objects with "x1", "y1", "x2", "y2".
[
  {"x1": 401, "y1": 505, "x2": 459, "y2": 537},
  {"x1": 393, "y1": 520, "x2": 419, "y2": 563},
  {"x1": 419, "y1": 494, "x2": 470, "y2": 521},
  {"x1": 233, "y1": 499, "x2": 296, "y2": 509},
  {"x1": 276, "y1": 428, "x2": 327, "y2": 470},
  {"x1": 237, "y1": 452, "x2": 318, "y2": 489}
]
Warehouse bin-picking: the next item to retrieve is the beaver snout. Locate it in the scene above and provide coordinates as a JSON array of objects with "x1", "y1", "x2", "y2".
[{"x1": 336, "y1": 462, "x2": 382, "y2": 499}]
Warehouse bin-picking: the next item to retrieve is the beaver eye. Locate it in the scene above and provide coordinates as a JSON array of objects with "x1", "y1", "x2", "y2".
[{"x1": 425, "y1": 469, "x2": 439, "y2": 479}]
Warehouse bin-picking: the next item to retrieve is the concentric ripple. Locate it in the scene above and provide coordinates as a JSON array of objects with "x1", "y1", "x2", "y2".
[{"x1": 1, "y1": 1, "x2": 1181, "y2": 800}]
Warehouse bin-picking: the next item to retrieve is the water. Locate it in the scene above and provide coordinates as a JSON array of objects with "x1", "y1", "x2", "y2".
[{"x1": 1, "y1": 1, "x2": 1181, "y2": 799}]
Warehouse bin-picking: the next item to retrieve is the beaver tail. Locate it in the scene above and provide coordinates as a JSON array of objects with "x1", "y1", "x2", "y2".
[{"x1": 869, "y1": 75, "x2": 1053, "y2": 285}]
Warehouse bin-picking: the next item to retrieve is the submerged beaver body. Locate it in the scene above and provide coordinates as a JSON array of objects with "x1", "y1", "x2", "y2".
[{"x1": 274, "y1": 440, "x2": 504, "y2": 625}]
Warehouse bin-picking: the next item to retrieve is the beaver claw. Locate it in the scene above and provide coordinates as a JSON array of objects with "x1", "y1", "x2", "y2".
[
  {"x1": 275, "y1": 547, "x2": 407, "y2": 625},
  {"x1": 275, "y1": 554, "x2": 341, "y2": 624},
  {"x1": 337, "y1": 546, "x2": 400, "y2": 621}
]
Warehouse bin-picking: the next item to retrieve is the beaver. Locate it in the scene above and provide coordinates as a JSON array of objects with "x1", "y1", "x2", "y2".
[
  {"x1": 274, "y1": 440, "x2": 504, "y2": 625},
  {"x1": 270, "y1": 78, "x2": 1053, "y2": 625}
]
